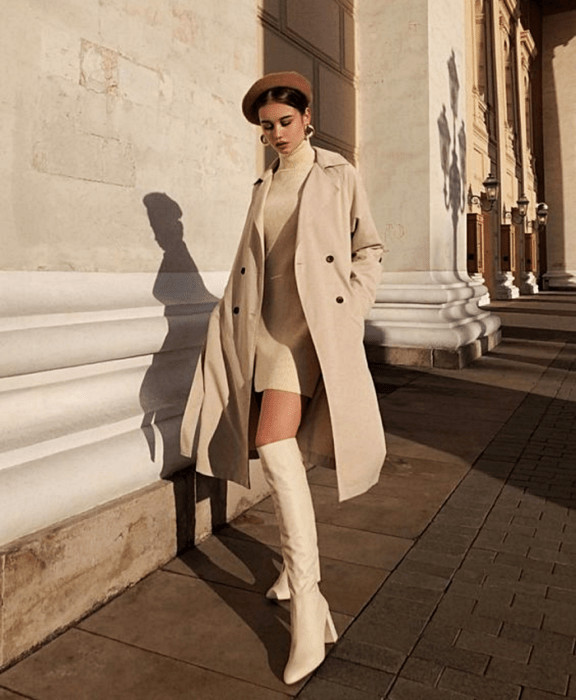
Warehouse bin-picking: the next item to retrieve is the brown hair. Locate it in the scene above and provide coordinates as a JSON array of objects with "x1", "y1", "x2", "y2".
[{"x1": 253, "y1": 87, "x2": 309, "y2": 120}]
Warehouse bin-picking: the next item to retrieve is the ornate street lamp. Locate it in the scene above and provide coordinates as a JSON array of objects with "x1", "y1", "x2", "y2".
[
  {"x1": 468, "y1": 173, "x2": 500, "y2": 212},
  {"x1": 536, "y1": 202, "x2": 549, "y2": 226},
  {"x1": 504, "y1": 193, "x2": 530, "y2": 224},
  {"x1": 516, "y1": 193, "x2": 530, "y2": 219}
]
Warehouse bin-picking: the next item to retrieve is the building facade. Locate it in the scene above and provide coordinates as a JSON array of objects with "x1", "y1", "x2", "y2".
[
  {"x1": 1, "y1": 0, "x2": 574, "y2": 668},
  {"x1": 465, "y1": 0, "x2": 576, "y2": 297}
]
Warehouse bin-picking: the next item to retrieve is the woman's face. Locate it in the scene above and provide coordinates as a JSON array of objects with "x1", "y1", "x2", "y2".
[{"x1": 258, "y1": 101, "x2": 311, "y2": 156}]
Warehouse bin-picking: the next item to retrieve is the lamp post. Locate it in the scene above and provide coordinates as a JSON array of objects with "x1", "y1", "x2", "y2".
[{"x1": 536, "y1": 203, "x2": 549, "y2": 289}]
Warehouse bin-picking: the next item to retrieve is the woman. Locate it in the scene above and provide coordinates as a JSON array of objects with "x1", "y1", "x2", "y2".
[{"x1": 181, "y1": 72, "x2": 386, "y2": 684}]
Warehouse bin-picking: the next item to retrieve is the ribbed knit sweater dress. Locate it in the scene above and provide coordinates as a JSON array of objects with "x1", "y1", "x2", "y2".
[{"x1": 253, "y1": 138, "x2": 321, "y2": 398}]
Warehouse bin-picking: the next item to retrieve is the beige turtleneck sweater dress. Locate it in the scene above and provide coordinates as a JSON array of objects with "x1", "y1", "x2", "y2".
[{"x1": 254, "y1": 138, "x2": 321, "y2": 398}]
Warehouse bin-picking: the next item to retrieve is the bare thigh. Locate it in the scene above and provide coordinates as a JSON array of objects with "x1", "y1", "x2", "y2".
[{"x1": 255, "y1": 389, "x2": 308, "y2": 448}]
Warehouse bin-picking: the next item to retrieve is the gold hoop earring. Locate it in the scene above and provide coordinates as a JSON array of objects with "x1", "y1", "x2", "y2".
[
  {"x1": 260, "y1": 134, "x2": 269, "y2": 146},
  {"x1": 305, "y1": 124, "x2": 315, "y2": 139}
]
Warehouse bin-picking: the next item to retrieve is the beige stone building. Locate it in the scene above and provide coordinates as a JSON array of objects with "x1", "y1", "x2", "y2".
[
  {"x1": 466, "y1": 0, "x2": 576, "y2": 297},
  {"x1": 1, "y1": 0, "x2": 574, "y2": 668}
]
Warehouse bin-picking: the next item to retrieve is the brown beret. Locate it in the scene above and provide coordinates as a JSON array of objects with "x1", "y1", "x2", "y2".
[{"x1": 242, "y1": 71, "x2": 313, "y2": 125}]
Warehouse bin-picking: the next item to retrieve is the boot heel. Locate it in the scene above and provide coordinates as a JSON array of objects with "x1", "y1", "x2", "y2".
[{"x1": 324, "y1": 611, "x2": 338, "y2": 644}]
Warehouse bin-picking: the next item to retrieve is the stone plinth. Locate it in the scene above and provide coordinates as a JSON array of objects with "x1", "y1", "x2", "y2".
[
  {"x1": 0, "y1": 469, "x2": 272, "y2": 671},
  {"x1": 520, "y1": 272, "x2": 539, "y2": 296},
  {"x1": 365, "y1": 272, "x2": 501, "y2": 369}
]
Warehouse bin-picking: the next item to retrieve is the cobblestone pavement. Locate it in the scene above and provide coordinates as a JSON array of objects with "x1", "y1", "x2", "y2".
[
  {"x1": 303, "y1": 355, "x2": 576, "y2": 699},
  {"x1": 1, "y1": 293, "x2": 575, "y2": 700},
  {"x1": 299, "y1": 295, "x2": 576, "y2": 700}
]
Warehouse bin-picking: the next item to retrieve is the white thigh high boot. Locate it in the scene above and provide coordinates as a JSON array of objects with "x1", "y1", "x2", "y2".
[
  {"x1": 266, "y1": 554, "x2": 320, "y2": 601},
  {"x1": 265, "y1": 563, "x2": 290, "y2": 601},
  {"x1": 257, "y1": 438, "x2": 337, "y2": 685}
]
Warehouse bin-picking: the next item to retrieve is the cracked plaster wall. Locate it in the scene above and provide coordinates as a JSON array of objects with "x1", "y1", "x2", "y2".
[{"x1": 1, "y1": 0, "x2": 260, "y2": 273}]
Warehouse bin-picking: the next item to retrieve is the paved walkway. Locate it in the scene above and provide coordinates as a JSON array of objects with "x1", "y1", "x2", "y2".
[{"x1": 1, "y1": 292, "x2": 575, "y2": 700}]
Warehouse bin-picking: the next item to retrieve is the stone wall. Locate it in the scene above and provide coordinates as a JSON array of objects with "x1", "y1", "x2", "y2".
[
  {"x1": 0, "y1": 0, "x2": 268, "y2": 544},
  {"x1": 1, "y1": 0, "x2": 260, "y2": 273},
  {"x1": 0, "y1": 0, "x2": 272, "y2": 669}
]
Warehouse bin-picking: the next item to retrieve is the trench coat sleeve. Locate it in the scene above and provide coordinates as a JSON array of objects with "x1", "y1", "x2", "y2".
[{"x1": 348, "y1": 170, "x2": 384, "y2": 317}]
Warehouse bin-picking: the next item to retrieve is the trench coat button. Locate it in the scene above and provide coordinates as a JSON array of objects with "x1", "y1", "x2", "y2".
[
  {"x1": 326, "y1": 255, "x2": 334, "y2": 263},
  {"x1": 233, "y1": 306, "x2": 240, "y2": 314},
  {"x1": 336, "y1": 296, "x2": 344, "y2": 304},
  {"x1": 240, "y1": 267, "x2": 246, "y2": 274}
]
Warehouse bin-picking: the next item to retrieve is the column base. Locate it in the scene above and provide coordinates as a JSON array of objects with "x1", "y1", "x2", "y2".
[
  {"x1": 543, "y1": 270, "x2": 576, "y2": 290},
  {"x1": 495, "y1": 272, "x2": 520, "y2": 300},
  {"x1": 364, "y1": 271, "x2": 501, "y2": 368},
  {"x1": 519, "y1": 272, "x2": 539, "y2": 295},
  {"x1": 366, "y1": 329, "x2": 501, "y2": 369},
  {"x1": 470, "y1": 272, "x2": 491, "y2": 306}
]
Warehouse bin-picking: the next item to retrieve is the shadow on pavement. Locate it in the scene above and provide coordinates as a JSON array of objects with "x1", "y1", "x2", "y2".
[
  {"x1": 371, "y1": 292, "x2": 576, "y2": 518},
  {"x1": 173, "y1": 526, "x2": 289, "y2": 683}
]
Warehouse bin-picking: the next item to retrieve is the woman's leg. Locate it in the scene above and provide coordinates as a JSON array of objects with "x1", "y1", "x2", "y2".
[
  {"x1": 255, "y1": 389, "x2": 336, "y2": 685},
  {"x1": 257, "y1": 390, "x2": 305, "y2": 601},
  {"x1": 255, "y1": 389, "x2": 307, "y2": 448}
]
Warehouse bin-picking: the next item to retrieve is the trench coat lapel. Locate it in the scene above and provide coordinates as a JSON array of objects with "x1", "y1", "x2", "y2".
[
  {"x1": 296, "y1": 158, "x2": 340, "y2": 251},
  {"x1": 306, "y1": 151, "x2": 341, "y2": 200},
  {"x1": 251, "y1": 167, "x2": 273, "y2": 249}
]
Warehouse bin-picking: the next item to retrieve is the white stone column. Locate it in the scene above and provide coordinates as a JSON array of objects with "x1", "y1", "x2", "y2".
[
  {"x1": 491, "y1": 7, "x2": 520, "y2": 301},
  {"x1": 542, "y1": 10, "x2": 576, "y2": 290},
  {"x1": 356, "y1": 0, "x2": 500, "y2": 367},
  {"x1": 517, "y1": 28, "x2": 539, "y2": 297}
]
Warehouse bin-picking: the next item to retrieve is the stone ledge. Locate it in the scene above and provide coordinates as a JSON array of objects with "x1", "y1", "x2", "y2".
[
  {"x1": 365, "y1": 329, "x2": 502, "y2": 370},
  {"x1": 0, "y1": 477, "x2": 181, "y2": 671},
  {"x1": 0, "y1": 464, "x2": 270, "y2": 672}
]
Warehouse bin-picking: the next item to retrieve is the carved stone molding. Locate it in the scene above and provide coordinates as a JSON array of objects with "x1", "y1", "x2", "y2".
[{"x1": 0, "y1": 270, "x2": 226, "y2": 547}]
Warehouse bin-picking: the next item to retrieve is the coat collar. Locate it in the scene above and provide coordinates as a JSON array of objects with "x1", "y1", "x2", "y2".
[
  {"x1": 253, "y1": 146, "x2": 348, "y2": 185},
  {"x1": 251, "y1": 146, "x2": 348, "y2": 251}
]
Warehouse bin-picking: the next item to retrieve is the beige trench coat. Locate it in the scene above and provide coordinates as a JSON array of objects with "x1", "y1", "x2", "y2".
[{"x1": 181, "y1": 147, "x2": 386, "y2": 501}]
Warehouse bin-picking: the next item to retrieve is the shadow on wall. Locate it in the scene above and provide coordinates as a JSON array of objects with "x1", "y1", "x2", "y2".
[
  {"x1": 438, "y1": 50, "x2": 467, "y2": 272},
  {"x1": 140, "y1": 192, "x2": 227, "y2": 547}
]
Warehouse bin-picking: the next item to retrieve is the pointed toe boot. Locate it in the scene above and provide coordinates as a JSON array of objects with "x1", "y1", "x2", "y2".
[{"x1": 257, "y1": 438, "x2": 337, "y2": 685}]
